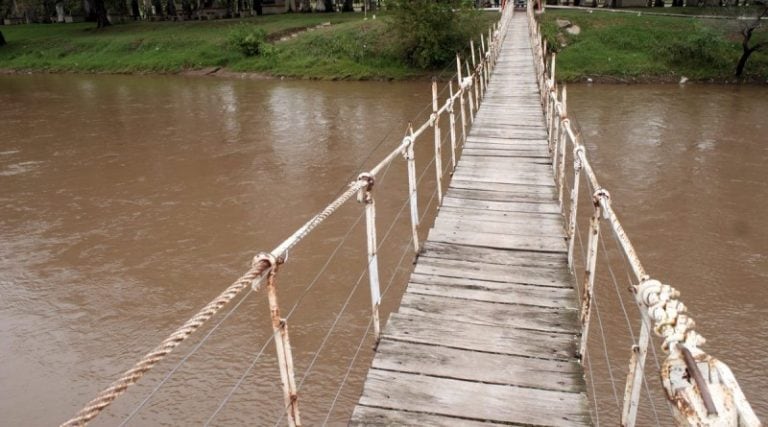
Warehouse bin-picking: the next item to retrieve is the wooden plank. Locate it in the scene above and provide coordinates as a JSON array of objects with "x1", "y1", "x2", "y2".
[
  {"x1": 407, "y1": 280, "x2": 577, "y2": 310},
  {"x1": 399, "y1": 292, "x2": 578, "y2": 333},
  {"x1": 422, "y1": 241, "x2": 566, "y2": 267},
  {"x1": 414, "y1": 256, "x2": 572, "y2": 288},
  {"x1": 444, "y1": 187, "x2": 555, "y2": 204},
  {"x1": 350, "y1": 406, "x2": 506, "y2": 427},
  {"x1": 428, "y1": 227, "x2": 566, "y2": 253},
  {"x1": 433, "y1": 216, "x2": 566, "y2": 238},
  {"x1": 441, "y1": 196, "x2": 562, "y2": 214},
  {"x1": 371, "y1": 340, "x2": 584, "y2": 391},
  {"x1": 449, "y1": 179, "x2": 557, "y2": 196},
  {"x1": 383, "y1": 313, "x2": 578, "y2": 360},
  {"x1": 358, "y1": 370, "x2": 591, "y2": 426}
]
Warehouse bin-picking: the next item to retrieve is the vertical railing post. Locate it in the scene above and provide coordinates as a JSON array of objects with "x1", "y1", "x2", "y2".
[
  {"x1": 621, "y1": 318, "x2": 651, "y2": 427},
  {"x1": 456, "y1": 55, "x2": 468, "y2": 144},
  {"x1": 259, "y1": 253, "x2": 301, "y2": 427},
  {"x1": 403, "y1": 130, "x2": 420, "y2": 254},
  {"x1": 480, "y1": 33, "x2": 487, "y2": 95},
  {"x1": 579, "y1": 189, "x2": 608, "y2": 358},
  {"x1": 448, "y1": 81, "x2": 458, "y2": 171},
  {"x1": 432, "y1": 78, "x2": 444, "y2": 204},
  {"x1": 557, "y1": 86, "x2": 568, "y2": 209},
  {"x1": 357, "y1": 173, "x2": 381, "y2": 343},
  {"x1": 468, "y1": 44, "x2": 479, "y2": 113},
  {"x1": 567, "y1": 146, "x2": 582, "y2": 270},
  {"x1": 465, "y1": 61, "x2": 476, "y2": 122}
]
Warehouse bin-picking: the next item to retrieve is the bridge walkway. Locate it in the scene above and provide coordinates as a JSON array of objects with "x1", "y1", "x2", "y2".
[{"x1": 350, "y1": 13, "x2": 591, "y2": 426}]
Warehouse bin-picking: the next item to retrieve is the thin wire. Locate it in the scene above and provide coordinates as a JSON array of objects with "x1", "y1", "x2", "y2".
[
  {"x1": 323, "y1": 226, "x2": 419, "y2": 424},
  {"x1": 203, "y1": 332, "x2": 276, "y2": 427},
  {"x1": 119, "y1": 288, "x2": 254, "y2": 426},
  {"x1": 585, "y1": 351, "x2": 601, "y2": 426},
  {"x1": 592, "y1": 282, "x2": 622, "y2": 413}
]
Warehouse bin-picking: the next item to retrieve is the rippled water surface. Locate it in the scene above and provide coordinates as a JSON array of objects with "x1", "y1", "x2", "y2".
[{"x1": 1, "y1": 76, "x2": 766, "y2": 425}]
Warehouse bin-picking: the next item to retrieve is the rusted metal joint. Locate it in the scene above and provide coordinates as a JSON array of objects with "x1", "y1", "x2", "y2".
[
  {"x1": 428, "y1": 113, "x2": 437, "y2": 127},
  {"x1": 592, "y1": 188, "x2": 610, "y2": 206},
  {"x1": 253, "y1": 252, "x2": 278, "y2": 269},
  {"x1": 445, "y1": 98, "x2": 454, "y2": 114},
  {"x1": 356, "y1": 172, "x2": 375, "y2": 204}
]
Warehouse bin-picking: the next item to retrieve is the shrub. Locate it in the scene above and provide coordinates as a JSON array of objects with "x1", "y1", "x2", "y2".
[
  {"x1": 228, "y1": 24, "x2": 268, "y2": 57},
  {"x1": 661, "y1": 25, "x2": 730, "y2": 68},
  {"x1": 386, "y1": 0, "x2": 483, "y2": 69}
]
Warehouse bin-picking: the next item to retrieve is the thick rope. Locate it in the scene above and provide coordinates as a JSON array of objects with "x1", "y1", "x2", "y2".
[{"x1": 61, "y1": 260, "x2": 273, "y2": 427}]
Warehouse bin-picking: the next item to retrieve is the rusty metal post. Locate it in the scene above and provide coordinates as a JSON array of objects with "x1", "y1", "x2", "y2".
[
  {"x1": 480, "y1": 33, "x2": 487, "y2": 94},
  {"x1": 456, "y1": 55, "x2": 468, "y2": 144},
  {"x1": 356, "y1": 173, "x2": 382, "y2": 342},
  {"x1": 432, "y1": 78, "x2": 444, "y2": 205},
  {"x1": 567, "y1": 146, "x2": 582, "y2": 271},
  {"x1": 401, "y1": 132, "x2": 419, "y2": 254},
  {"x1": 579, "y1": 189, "x2": 608, "y2": 358},
  {"x1": 448, "y1": 81, "x2": 458, "y2": 171},
  {"x1": 260, "y1": 253, "x2": 301, "y2": 427}
]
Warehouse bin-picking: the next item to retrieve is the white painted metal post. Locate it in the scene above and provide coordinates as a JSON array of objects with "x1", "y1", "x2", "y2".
[
  {"x1": 465, "y1": 61, "x2": 476, "y2": 122},
  {"x1": 480, "y1": 34, "x2": 487, "y2": 95},
  {"x1": 456, "y1": 55, "x2": 468, "y2": 144},
  {"x1": 557, "y1": 87, "x2": 568, "y2": 209},
  {"x1": 432, "y1": 79, "x2": 444, "y2": 205},
  {"x1": 579, "y1": 190, "x2": 606, "y2": 359},
  {"x1": 621, "y1": 319, "x2": 650, "y2": 427},
  {"x1": 567, "y1": 147, "x2": 582, "y2": 271},
  {"x1": 263, "y1": 257, "x2": 301, "y2": 427},
  {"x1": 404, "y1": 133, "x2": 420, "y2": 254},
  {"x1": 448, "y1": 81, "x2": 458, "y2": 171},
  {"x1": 357, "y1": 173, "x2": 381, "y2": 342},
  {"x1": 468, "y1": 49, "x2": 479, "y2": 113}
]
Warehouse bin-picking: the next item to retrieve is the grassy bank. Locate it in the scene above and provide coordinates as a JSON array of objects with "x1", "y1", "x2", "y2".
[
  {"x1": 541, "y1": 9, "x2": 768, "y2": 82},
  {"x1": 0, "y1": 11, "x2": 496, "y2": 79}
]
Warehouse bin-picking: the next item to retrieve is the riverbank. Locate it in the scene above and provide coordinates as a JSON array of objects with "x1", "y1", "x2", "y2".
[
  {"x1": 0, "y1": 12, "x2": 493, "y2": 80},
  {"x1": 541, "y1": 8, "x2": 768, "y2": 83}
]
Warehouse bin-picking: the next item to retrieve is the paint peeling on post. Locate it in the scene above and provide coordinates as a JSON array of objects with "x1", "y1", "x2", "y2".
[
  {"x1": 259, "y1": 253, "x2": 302, "y2": 427},
  {"x1": 432, "y1": 78, "x2": 443, "y2": 205},
  {"x1": 357, "y1": 172, "x2": 381, "y2": 343},
  {"x1": 579, "y1": 188, "x2": 608, "y2": 358}
]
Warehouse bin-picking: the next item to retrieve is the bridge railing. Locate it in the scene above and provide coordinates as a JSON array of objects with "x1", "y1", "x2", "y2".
[
  {"x1": 527, "y1": 3, "x2": 761, "y2": 426},
  {"x1": 60, "y1": 6, "x2": 516, "y2": 427}
]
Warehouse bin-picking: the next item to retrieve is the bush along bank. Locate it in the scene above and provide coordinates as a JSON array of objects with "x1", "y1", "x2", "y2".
[
  {"x1": 0, "y1": 9, "x2": 497, "y2": 80},
  {"x1": 540, "y1": 9, "x2": 768, "y2": 83}
]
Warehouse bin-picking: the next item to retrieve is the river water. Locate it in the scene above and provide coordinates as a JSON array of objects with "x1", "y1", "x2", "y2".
[{"x1": 1, "y1": 76, "x2": 766, "y2": 425}]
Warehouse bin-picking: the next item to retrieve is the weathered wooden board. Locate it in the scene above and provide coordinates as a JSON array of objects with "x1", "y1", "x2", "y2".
[
  {"x1": 383, "y1": 313, "x2": 577, "y2": 360},
  {"x1": 444, "y1": 187, "x2": 555, "y2": 204},
  {"x1": 357, "y1": 370, "x2": 591, "y2": 426},
  {"x1": 371, "y1": 340, "x2": 584, "y2": 391},
  {"x1": 433, "y1": 216, "x2": 566, "y2": 237},
  {"x1": 441, "y1": 196, "x2": 561, "y2": 214},
  {"x1": 414, "y1": 256, "x2": 571, "y2": 288},
  {"x1": 421, "y1": 241, "x2": 566, "y2": 268},
  {"x1": 350, "y1": 406, "x2": 506, "y2": 427},
  {"x1": 399, "y1": 292, "x2": 578, "y2": 333}
]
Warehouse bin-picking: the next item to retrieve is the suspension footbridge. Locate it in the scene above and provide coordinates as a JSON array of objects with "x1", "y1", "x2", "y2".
[{"x1": 61, "y1": 4, "x2": 761, "y2": 427}]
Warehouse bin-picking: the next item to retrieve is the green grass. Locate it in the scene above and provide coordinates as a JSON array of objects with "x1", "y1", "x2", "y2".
[
  {"x1": 541, "y1": 10, "x2": 768, "y2": 82},
  {"x1": 0, "y1": 11, "x2": 499, "y2": 79}
]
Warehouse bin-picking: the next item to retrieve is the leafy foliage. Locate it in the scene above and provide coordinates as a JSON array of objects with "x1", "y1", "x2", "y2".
[
  {"x1": 386, "y1": 0, "x2": 484, "y2": 69},
  {"x1": 228, "y1": 24, "x2": 268, "y2": 56}
]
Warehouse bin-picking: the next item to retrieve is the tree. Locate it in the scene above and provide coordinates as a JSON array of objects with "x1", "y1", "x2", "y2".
[
  {"x1": 0, "y1": 31, "x2": 6, "y2": 47},
  {"x1": 387, "y1": 0, "x2": 482, "y2": 68},
  {"x1": 341, "y1": 0, "x2": 352, "y2": 11},
  {"x1": 735, "y1": 6, "x2": 767, "y2": 78},
  {"x1": 92, "y1": 0, "x2": 110, "y2": 27}
]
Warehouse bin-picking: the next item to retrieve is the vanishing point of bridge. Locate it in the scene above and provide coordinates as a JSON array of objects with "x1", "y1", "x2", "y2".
[{"x1": 62, "y1": 4, "x2": 760, "y2": 427}]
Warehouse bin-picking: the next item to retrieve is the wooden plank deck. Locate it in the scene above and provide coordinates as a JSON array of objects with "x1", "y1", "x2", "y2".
[{"x1": 351, "y1": 13, "x2": 590, "y2": 426}]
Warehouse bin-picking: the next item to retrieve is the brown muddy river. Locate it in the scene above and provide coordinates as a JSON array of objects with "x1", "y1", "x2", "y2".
[{"x1": 1, "y1": 76, "x2": 766, "y2": 426}]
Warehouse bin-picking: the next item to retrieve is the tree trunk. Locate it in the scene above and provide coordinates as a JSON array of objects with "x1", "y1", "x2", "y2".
[
  {"x1": 180, "y1": 0, "x2": 191, "y2": 18},
  {"x1": 735, "y1": 48, "x2": 754, "y2": 78},
  {"x1": 166, "y1": 0, "x2": 176, "y2": 17},
  {"x1": 341, "y1": 0, "x2": 352, "y2": 11},
  {"x1": 0, "y1": 31, "x2": 6, "y2": 47},
  {"x1": 92, "y1": 0, "x2": 110, "y2": 27},
  {"x1": 322, "y1": 0, "x2": 333, "y2": 11},
  {"x1": 254, "y1": 0, "x2": 262, "y2": 14}
]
